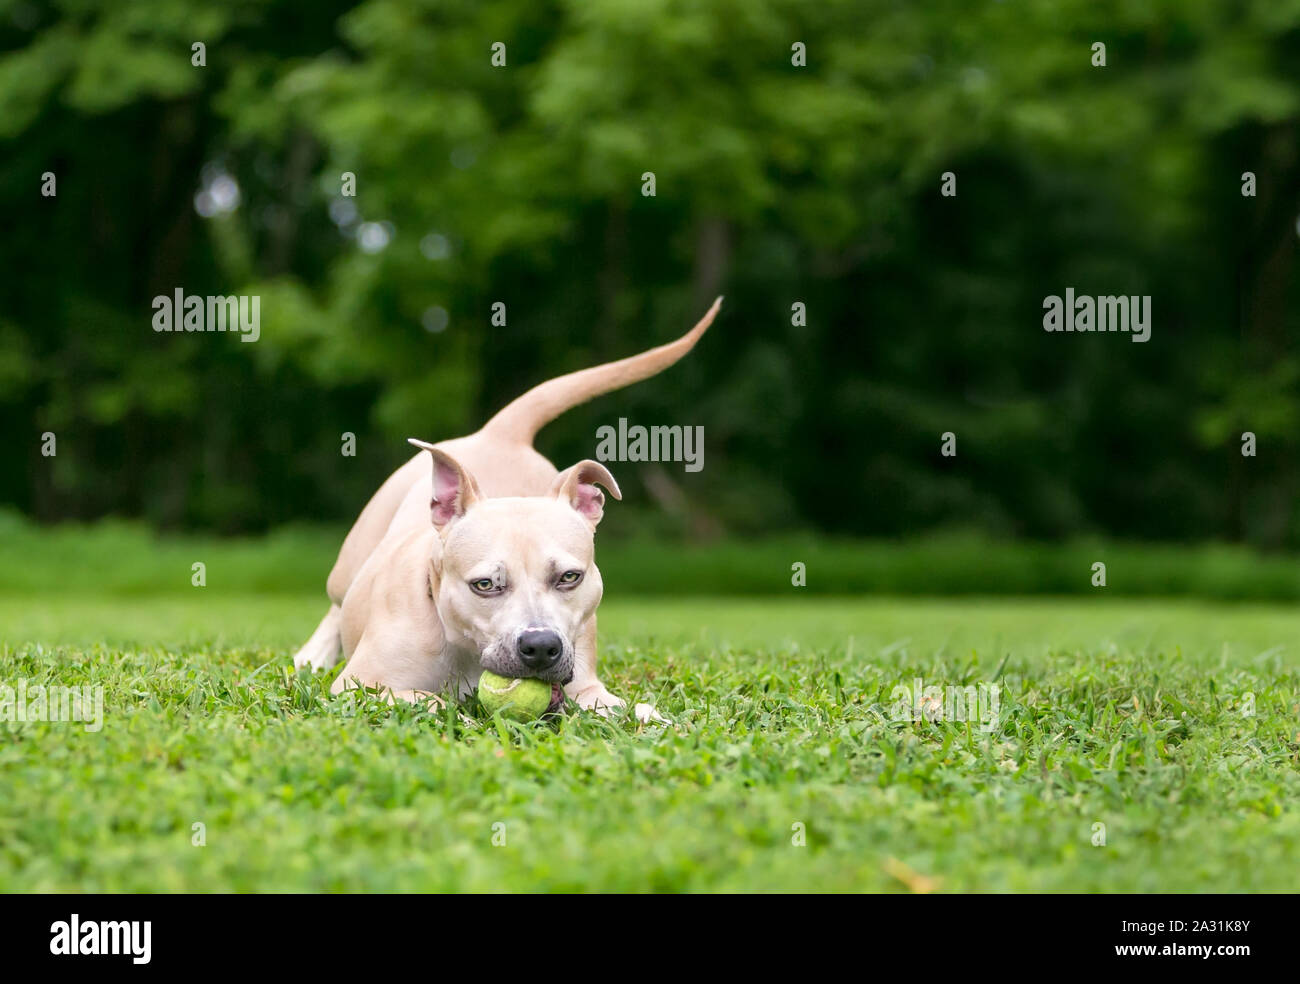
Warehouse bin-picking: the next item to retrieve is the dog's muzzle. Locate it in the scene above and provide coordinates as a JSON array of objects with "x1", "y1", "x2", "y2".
[{"x1": 517, "y1": 628, "x2": 563, "y2": 671}]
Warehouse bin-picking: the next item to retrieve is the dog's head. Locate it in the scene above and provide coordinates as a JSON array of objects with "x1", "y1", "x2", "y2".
[{"x1": 409, "y1": 440, "x2": 619, "y2": 706}]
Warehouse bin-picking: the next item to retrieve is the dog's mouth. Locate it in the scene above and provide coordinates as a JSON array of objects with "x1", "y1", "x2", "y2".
[{"x1": 546, "y1": 683, "x2": 566, "y2": 715}]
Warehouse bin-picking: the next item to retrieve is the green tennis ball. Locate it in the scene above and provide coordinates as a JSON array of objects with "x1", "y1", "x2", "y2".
[{"x1": 478, "y1": 672, "x2": 552, "y2": 721}]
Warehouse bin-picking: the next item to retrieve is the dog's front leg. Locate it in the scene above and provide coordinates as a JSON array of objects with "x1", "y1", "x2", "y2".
[{"x1": 565, "y1": 617, "x2": 666, "y2": 724}]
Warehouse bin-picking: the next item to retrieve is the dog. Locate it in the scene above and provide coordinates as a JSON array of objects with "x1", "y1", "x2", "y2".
[{"x1": 292, "y1": 297, "x2": 722, "y2": 723}]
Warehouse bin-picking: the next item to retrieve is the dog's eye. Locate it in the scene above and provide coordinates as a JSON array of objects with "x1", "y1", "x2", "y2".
[
  {"x1": 557, "y1": 570, "x2": 583, "y2": 587},
  {"x1": 470, "y1": 578, "x2": 499, "y2": 594}
]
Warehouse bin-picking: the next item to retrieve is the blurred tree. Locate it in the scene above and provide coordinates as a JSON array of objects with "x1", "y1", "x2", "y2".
[{"x1": 1, "y1": 0, "x2": 1298, "y2": 545}]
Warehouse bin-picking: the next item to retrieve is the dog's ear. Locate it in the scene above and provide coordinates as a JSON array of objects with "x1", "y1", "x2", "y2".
[
  {"x1": 551, "y1": 460, "x2": 621, "y2": 525},
  {"x1": 408, "y1": 439, "x2": 482, "y2": 527}
]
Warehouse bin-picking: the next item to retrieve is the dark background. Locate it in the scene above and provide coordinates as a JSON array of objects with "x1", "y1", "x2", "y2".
[{"x1": 3, "y1": 0, "x2": 1299, "y2": 548}]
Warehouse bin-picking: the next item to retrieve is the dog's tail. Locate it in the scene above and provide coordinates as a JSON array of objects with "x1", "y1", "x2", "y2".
[{"x1": 477, "y1": 296, "x2": 722, "y2": 446}]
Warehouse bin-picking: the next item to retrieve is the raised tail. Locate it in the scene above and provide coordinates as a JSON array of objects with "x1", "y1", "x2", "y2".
[{"x1": 478, "y1": 296, "x2": 722, "y2": 446}]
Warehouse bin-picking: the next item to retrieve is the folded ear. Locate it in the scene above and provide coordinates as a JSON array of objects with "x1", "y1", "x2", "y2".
[
  {"x1": 408, "y1": 439, "x2": 482, "y2": 527},
  {"x1": 550, "y1": 460, "x2": 622, "y2": 525}
]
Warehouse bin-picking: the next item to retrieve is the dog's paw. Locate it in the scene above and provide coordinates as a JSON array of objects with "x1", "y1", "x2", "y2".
[
  {"x1": 570, "y1": 684, "x2": 625, "y2": 715},
  {"x1": 569, "y1": 685, "x2": 669, "y2": 725},
  {"x1": 390, "y1": 689, "x2": 447, "y2": 712},
  {"x1": 292, "y1": 644, "x2": 334, "y2": 671},
  {"x1": 633, "y1": 702, "x2": 670, "y2": 725},
  {"x1": 292, "y1": 608, "x2": 344, "y2": 671},
  {"x1": 291, "y1": 633, "x2": 343, "y2": 672}
]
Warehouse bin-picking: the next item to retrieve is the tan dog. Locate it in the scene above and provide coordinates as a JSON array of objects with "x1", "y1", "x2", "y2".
[{"x1": 292, "y1": 298, "x2": 721, "y2": 721}]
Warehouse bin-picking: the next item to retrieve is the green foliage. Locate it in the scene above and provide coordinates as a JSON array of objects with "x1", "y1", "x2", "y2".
[
  {"x1": 2, "y1": 1, "x2": 1300, "y2": 544},
  {"x1": 2, "y1": 593, "x2": 1297, "y2": 891},
  {"x1": 7, "y1": 512, "x2": 1300, "y2": 600}
]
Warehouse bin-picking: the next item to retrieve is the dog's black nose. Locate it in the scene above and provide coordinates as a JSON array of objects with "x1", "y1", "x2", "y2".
[{"x1": 517, "y1": 629, "x2": 563, "y2": 669}]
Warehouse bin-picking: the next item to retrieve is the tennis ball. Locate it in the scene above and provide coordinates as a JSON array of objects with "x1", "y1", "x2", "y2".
[{"x1": 478, "y1": 671, "x2": 552, "y2": 721}]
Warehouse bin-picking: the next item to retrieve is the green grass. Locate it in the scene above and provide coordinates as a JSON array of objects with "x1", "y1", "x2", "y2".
[
  {"x1": 9, "y1": 508, "x2": 1300, "y2": 600},
  {"x1": 2, "y1": 593, "x2": 1297, "y2": 892}
]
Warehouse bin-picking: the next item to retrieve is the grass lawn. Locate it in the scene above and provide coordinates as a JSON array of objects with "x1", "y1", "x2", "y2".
[{"x1": 1, "y1": 594, "x2": 1297, "y2": 892}]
